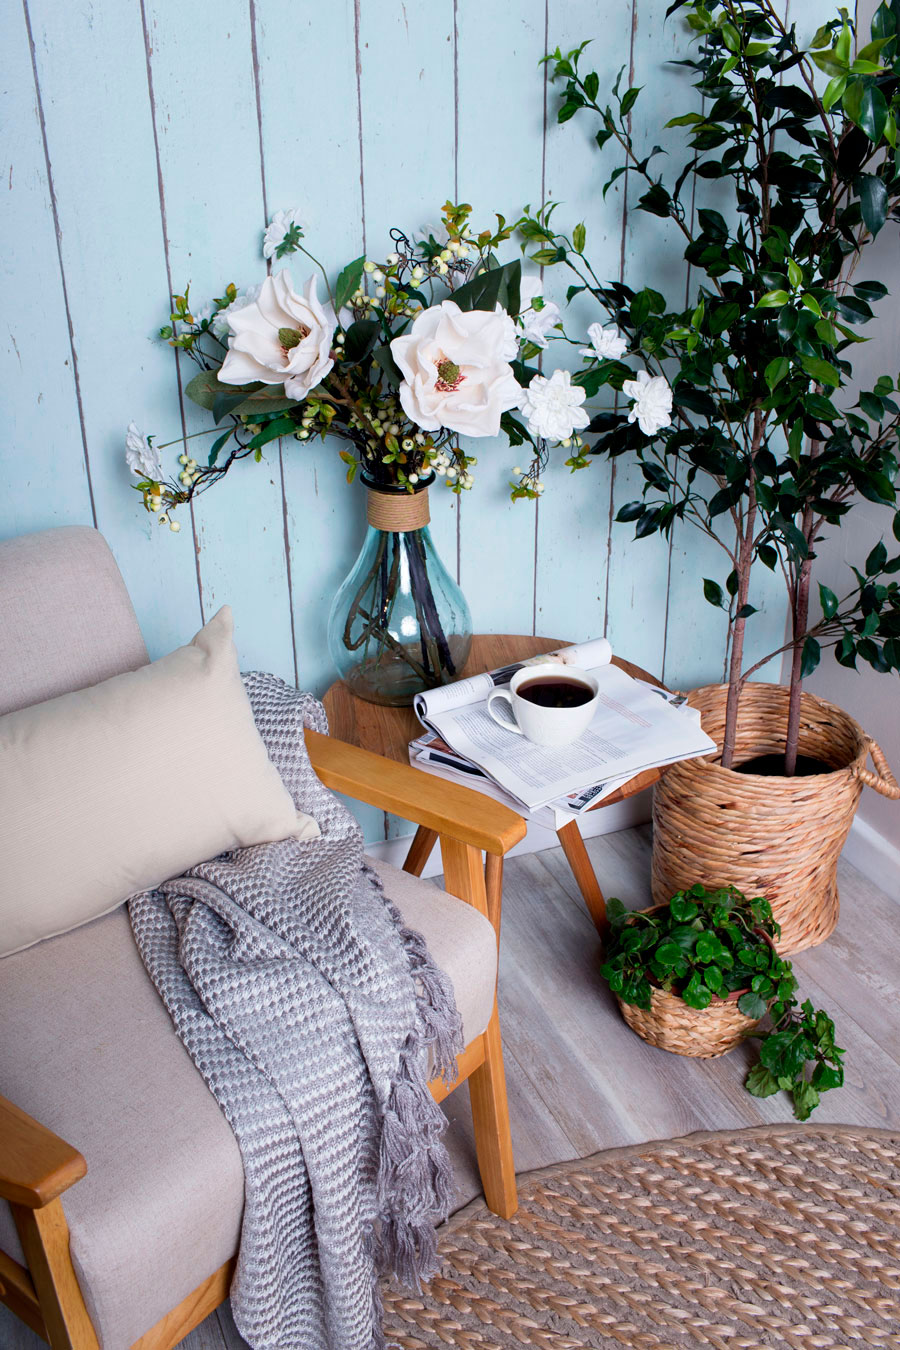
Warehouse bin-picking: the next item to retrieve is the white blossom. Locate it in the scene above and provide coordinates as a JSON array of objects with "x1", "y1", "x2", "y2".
[
  {"x1": 391, "y1": 300, "x2": 522, "y2": 437},
  {"x1": 262, "y1": 207, "x2": 305, "y2": 261},
  {"x1": 125, "y1": 423, "x2": 162, "y2": 480},
  {"x1": 622, "y1": 370, "x2": 673, "y2": 436},
  {"x1": 218, "y1": 272, "x2": 336, "y2": 400},
  {"x1": 516, "y1": 275, "x2": 561, "y2": 349},
  {"x1": 519, "y1": 369, "x2": 590, "y2": 442},
  {"x1": 579, "y1": 322, "x2": 628, "y2": 361},
  {"x1": 211, "y1": 283, "x2": 263, "y2": 338}
]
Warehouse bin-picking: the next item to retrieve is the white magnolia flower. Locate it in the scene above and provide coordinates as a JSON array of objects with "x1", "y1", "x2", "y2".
[
  {"x1": 390, "y1": 300, "x2": 522, "y2": 437},
  {"x1": 519, "y1": 369, "x2": 590, "y2": 442},
  {"x1": 417, "y1": 219, "x2": 449, "y2": 246},
  {"x1": 125, "y1": 423, "x2": 162, "y2": 480},
  {"x1": 218, "y1": 271, "x2": 336, "y2": 400},
  {"x1": 579, "y1": 322, "x2": 628, "y2": 361},
  {"x1": 211, "y1": 283, "x2": 263, "y2": 338},
  {"x1": 192, "y1": 302, "x2": 215, "y2": 328},
  {"x1": 262, "y1": 207, "x2": 305, "y2": 261},
  {"x1": 622, "y1": 370, "x2": 673, "y2": 436}
]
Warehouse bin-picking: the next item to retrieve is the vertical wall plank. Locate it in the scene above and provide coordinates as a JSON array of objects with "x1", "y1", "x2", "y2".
[
  {"x1": 141, "y1": 0, "x2": 296, "y2": 682},
  {"x1": 1, "y1": 4, "x2": 93, "y2": 539},
  {"x1": 253, "y1": 0, "x2": 368, "y2": 696},
  {"x1": 537, "y1": 0, "x2": 633, "y2": 647},
  {"x1": 455, "y1": 0, "x2": 547, "y2": 637},
  {"x1": 23, "y1": 0, "x2": 202, "y2": 659}
]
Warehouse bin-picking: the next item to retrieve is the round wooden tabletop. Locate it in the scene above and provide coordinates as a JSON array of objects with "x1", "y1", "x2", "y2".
[{"x1": 322, "y1": 634, "x2": 663, "y2": 767}]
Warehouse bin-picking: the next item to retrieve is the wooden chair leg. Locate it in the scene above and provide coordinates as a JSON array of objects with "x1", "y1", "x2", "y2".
[
  {"x1": 403, "y1": 825, "x2": 438, "y2": 877},
  {"x1": 557, "y1": 819, "x2": 608, "y2": 935},
  {"x1": 484, "y1": 853, "x2": 504, "y2": 933},
  {"x1": 12, "y1": 1200, "x2": 99, "y2": 1350},
  {"x1": 467, "y1": 1004, "x2": 518, "y2": 1219}
]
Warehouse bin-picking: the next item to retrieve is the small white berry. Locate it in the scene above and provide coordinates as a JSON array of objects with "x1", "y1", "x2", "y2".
[
  {"x1": 386, "y1": 251, "x2": 399, "y2": 265},
  {"x1": 363, "y1": 260, "x2": 376, "y2": 273},
  {"x1": 440, "y1": 249, "x2": 452, "y2": 262},
  {"x1": 178, "y1": 454, "x2": 189, "y2": 465},
  {"x1": 513, "y1": 466, "x2": 522, "y2": 475},
  {"x1": 169, "y1": 519, "x2": 181, "y2": 532},
  {"x1": 375, "y1": 285, "x2": 386, "y2": 298},
  {"x1": 408, "y1": 473, "x2": 419, "y2": 484}
]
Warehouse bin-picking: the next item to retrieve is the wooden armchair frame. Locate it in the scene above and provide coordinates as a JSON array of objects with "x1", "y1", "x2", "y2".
[{"x1": 0, "y1": 731, "x2": 526, "y2": 1350}]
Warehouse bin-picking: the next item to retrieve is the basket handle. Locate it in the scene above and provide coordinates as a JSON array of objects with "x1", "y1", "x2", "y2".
[{"x1": 854, "y1": 737, "x2": 900, "y2": 799}]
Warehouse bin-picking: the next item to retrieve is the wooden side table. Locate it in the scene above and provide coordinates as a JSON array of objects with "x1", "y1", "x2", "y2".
[{"x1": 323, "y1": 635, "x2": 666, "y2": 935}]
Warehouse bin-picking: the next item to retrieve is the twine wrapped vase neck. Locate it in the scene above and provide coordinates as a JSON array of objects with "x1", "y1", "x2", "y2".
[{"x1": 366, "y1": 484, "x2": 431, "y2": 533}]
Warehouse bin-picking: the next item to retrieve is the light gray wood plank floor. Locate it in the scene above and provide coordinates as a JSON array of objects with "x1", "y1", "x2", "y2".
[{"x1": 3, "y1": 827, "x2": 897, "y2": 1349}]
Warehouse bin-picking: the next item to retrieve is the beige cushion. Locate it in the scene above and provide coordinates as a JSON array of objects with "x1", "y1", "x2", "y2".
[
  {"x1": 0, "y1": 606, "x2": 315, "y2": 958},
  {"x1": 0, "y1": 859, "x2": 496, "y2": 1348}
]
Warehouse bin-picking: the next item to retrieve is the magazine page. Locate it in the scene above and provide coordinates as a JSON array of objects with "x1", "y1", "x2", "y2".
[
  {"x1": 413, "y1": 636, "x2": 612, "y2": 726},
  {"x1": 421, "y1": 663, "x2": 716, "y2": 811}
]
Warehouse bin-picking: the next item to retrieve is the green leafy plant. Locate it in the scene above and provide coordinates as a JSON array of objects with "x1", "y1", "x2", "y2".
[
  {"x1": 602, "y1": 885, "x2": 844, "y2": 1118},
  {"x1": 519, "y1": 0, "x2": 900, "y2": 774}
]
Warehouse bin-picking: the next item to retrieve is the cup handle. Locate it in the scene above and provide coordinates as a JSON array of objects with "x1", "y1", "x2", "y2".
[{"x1": 486, "y1": 689, "x2": 525, "y2": 735}]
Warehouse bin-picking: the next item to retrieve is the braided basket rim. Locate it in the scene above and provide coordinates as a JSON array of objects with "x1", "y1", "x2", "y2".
[{"x1": 678, "y1": 681, "x2": 868, "y2": 784}]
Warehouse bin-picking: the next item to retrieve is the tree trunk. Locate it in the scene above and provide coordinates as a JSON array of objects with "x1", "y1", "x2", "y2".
[
  {"x1": 721, "y1": 481, "x2": 758, "y2": 770},
  {"x1": 784, "y1": 557, "x2": 811, "y2": 776}
]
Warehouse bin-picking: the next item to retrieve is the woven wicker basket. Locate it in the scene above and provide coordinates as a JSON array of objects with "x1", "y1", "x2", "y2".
[
  {"x1": 617, "y1": 984, "x2": 760, "y2": 1058},
  {"x1": 652, "y1": 682, "x2": 899, "y2": 955},
  {"x1": 612, "y1": 903, "x2": 767, "y2": 1057}
]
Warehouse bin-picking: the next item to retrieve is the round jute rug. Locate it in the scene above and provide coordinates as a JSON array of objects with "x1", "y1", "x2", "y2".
[{"x1": 382, "y1": 1125, "x2": 900, "y2": 1349}]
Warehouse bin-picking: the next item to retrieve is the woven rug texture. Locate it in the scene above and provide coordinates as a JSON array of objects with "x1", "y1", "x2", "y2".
[{"x1": 382, "y1": 1124, "x2": 900, "y2": 1349}]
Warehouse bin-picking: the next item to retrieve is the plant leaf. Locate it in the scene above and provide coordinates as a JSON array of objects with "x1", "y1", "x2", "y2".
[{"x1": 333, "y1": 254, "x2": 366, "y2": 312}]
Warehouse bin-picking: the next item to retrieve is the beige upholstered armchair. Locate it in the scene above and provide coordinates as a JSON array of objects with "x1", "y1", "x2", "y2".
[{"x1": 0, "y1": 527, "x2": 525, "y2": 1350}]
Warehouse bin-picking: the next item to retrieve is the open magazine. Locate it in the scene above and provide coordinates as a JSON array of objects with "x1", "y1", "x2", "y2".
[{"x1": 411, "y1": 639, "x2": 716, "y2": 814}]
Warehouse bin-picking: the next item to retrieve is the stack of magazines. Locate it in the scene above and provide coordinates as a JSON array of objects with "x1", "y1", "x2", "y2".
[{"x1": 409, "y1": 638, "x2": 716, "y2": 828}]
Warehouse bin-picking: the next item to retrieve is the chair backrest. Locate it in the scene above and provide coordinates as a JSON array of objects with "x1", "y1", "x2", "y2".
[{"x1": 0, "y1": 526, "x2": 149, "y2": 715}]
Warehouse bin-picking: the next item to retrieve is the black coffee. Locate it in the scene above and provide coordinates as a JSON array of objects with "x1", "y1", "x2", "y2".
[{"x1": 517, "y1": 676, "x2": 594, "y2": 708}]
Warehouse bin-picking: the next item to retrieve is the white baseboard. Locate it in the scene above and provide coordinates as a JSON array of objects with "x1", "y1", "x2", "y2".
[
  {"x1": 365, "y1": 788, "x2": 653, "y2": 878},
  {"x1": 842, "y1": 814, "x2": 900, "y2": 903}
]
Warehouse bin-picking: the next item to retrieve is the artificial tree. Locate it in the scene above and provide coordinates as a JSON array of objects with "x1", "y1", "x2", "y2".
[{"x1": 522, "y1": 0, "x2": 900, "y2": 773}]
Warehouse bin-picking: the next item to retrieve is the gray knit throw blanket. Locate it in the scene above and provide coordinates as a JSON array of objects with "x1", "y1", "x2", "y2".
[{"x1": 129, "y1": 672, "x2": 463, "y2": 1350}]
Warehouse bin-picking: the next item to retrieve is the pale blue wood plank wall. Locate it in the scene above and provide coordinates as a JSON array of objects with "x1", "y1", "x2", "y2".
[{"x1": 3, "y1": 0, "x2": 815, "y2": 841}]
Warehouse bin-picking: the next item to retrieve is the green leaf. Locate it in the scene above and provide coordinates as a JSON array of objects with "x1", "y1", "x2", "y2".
[
  {"x1": 737, "y1": 990, "x2": 768, "y2": 1019},
  {"x1": 682, "y1": 974, "x2": 712, "y2": 1010},
  {"x1": 858, "y1": 173, "x2": 889, "y2": 236},
  {"x1": 756, "y1": 289, "x2": 789, "y2": 308},
  {"x1": 800, "y1": 635, "x2": 821, "y2": 677},
  {"x1": 811, "y1": 1061, "x2": 844, "y2": 1090},
  {"x1": 812, "y1": 49, "x2": 848, "y2": 78},
  {"x1": 822, "y1": 75, "x2": 847, "y2": 111},
  {"x1": 247, "y1": 415, "x2": 297, "y2": 450},
  {"x1": 735, "y1": 603, "x2": 758, "y2": 620},
  {"x1": 786, "y1": 258, "x2": 803, "y2": 289},
  {"x1": 703, "y1": 578, "x2": 725, "y2": 609},
  {"x1": 583, "y1": 70, "x2": 599, "y2": 101},
  {"x1": 792, "y1": 1081, "x2": 820, "y2": 1121},
  {"x1": 333, "y1": 254, "x2": 366, "y2": 312},
  {"x1": 572, "y1": 222, "x2": 586, "y2": 254},
  {"x1": 530, "y1": 247, "x2": 564, "y2": 265},
  {"x1": 341, "y1": 318, "x2": 380, "y2": 364},
  {"x1": 866, "y1": 539, "x2": 888, "y2": 575},
  {"x1": 654, "y1": 940, "x2": 685, "y2": 968},
  {"x1": 620, "y1": 85, "x2": 642, "y2": 116},
  {"x1": 818, "y1": 583, "x2": 838, "y2": 619},
  {"x1": 765, "y1": 356, "x2": 790, "y2": 390},
  {"x1": 844, "y1": 79, "x2": 888, "y2": 141},
  {"x1": 800, "y1": 355, "x2": 840, "y2": 388},
  {"x1": 207, "y1": 429, "x2": 232, "y2": 467},
  {"x1": 708, "y1": 301, "x2": 740, "y2": 335},
  {"x1": 212, "y1": 389, "x2": 254, "y2": 423},
  {"x1": 668, "y1": 895, "x2": 698, "y2": 922},
  {"x1": 745, "y1": 1064, "x2": 780, "y2": 1098}
]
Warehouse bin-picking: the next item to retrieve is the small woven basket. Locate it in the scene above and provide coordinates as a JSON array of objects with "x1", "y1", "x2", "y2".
[
  {"x1": 617, "y1": 985, "x2": 760, "y2": 1058},
  {"x1": 612, "y1": 905, "x2": 765, "y2": 1058},
  {"x1": 652, "y1": 683, "x2": 899, "y2": 955}
]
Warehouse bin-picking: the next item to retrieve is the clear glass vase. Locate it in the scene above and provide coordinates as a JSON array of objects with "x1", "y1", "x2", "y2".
[{"x1": 327, "y1": 476, "x2": 472, "y2": 706}]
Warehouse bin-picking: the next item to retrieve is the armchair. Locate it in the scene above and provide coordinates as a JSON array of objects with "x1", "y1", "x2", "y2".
[{"x1": 0, "y1": 526, "x2": 526, "y2": 1350}]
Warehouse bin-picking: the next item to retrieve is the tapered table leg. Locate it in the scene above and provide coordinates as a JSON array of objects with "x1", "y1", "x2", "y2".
[
  {"x1": 403, "y1": 825, "x2": 438, "y2": 876},
  {"x1": 557, "y1": 819, "x2": 607, "y2": 935}
]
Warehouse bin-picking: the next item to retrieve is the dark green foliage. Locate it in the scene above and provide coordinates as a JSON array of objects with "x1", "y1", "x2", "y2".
[
  {"x1": 602, "y1": 885, "x2": 844, "y2": 1119},
  {"x1": 526, "y1": 2, "x2": 900, "y2": 760}
]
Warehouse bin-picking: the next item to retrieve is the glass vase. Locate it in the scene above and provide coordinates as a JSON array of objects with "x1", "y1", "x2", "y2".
[{"x1": 327, "y1": 475, "x2": 472, "y2": 706}]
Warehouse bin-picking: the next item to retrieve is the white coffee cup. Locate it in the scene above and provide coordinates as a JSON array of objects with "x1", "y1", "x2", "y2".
[{"x1": 486, "y1": 663, "x2": 600, "y2": 747}]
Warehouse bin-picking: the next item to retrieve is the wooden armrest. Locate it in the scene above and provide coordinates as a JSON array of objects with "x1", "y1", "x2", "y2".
[
  {"x1": 305, "y1": 728, "x2": 526, "y2": 856},
  {"x1": 0, "y1": 1095, "x2": 87, "y2": 1209}
]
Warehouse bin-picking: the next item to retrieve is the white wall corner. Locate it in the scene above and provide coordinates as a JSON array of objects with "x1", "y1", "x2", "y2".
[{"x1": 841, "y1": 814, "x2": 900, "y2": 905}]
